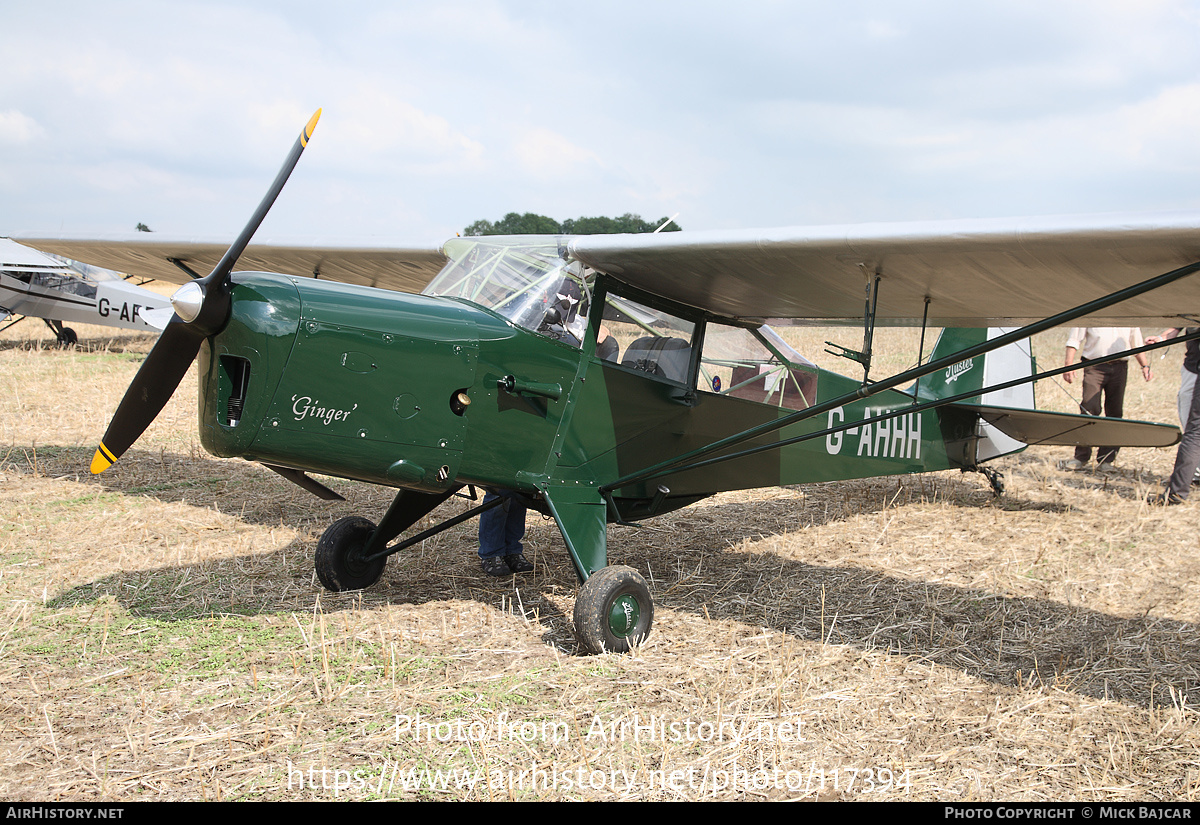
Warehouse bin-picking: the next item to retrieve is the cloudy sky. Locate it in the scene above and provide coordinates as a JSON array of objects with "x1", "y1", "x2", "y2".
[{"x1": 4, "y1": 1, "x2": 1200, "y2": 245}]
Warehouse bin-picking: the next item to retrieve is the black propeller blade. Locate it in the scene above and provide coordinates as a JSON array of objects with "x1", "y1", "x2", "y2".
[{"x1": 91, "y1": 108, "x2": 322, "y2": 475}]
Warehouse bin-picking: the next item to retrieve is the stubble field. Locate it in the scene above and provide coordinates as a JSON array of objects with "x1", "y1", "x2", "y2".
[{"x1": 1, "y1": 314, "x2": 1198, "y2": 801}]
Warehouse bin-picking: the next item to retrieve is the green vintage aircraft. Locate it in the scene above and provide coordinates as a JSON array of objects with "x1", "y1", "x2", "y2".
[{"x1": 13, "y1": 111, "x2": 1200, "y2": 653}]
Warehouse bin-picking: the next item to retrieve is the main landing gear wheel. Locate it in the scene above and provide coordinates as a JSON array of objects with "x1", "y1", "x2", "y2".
[
  {"x1": 573, "y1": 565, "x2": 653, "y2": 654},
  {"x1": 56, "y1": 327, "x2": 77, "y2": 347},
  {"x1": 315, "y1": 516, "x2": 386, "y2": 592}
]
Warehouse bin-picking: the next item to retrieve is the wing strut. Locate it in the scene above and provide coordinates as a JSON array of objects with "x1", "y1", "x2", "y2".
[
  {"x1": 167, "y1": 258, "x2": 203, "y2": 280},
  {"x1": 914, "y1": 296, "x2": 932, "y2": 398},
  {"x1": 601, "y1": 259, "x2": 1200, "y2": 495},
  {"x1": 825, "y1": 268, "x2": 881, "y2": 382}
]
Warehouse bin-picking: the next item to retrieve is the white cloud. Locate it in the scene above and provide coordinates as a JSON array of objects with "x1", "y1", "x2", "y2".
[
  {"x1": 326, "y1": 88, "x2": 485, "y2": 174},
  {"x1": 511, "y1": 128, "x2": 602, "y2": 181},
  {"x1": 0, "y1": 110, "x2": 43, "y2": 144},
  {"x1": 1106, "y1": 83, "x2": 1200, "y2": 168},
  {"x1": 864, "y1": 18, "x2": 906, "y2": 41}
]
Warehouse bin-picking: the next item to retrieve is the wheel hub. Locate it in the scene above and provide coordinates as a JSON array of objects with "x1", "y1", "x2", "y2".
[
  {"x1": 344, "y1": 543, "x2": 371, "y2": 576},
  {"x1": 607, "y1": 594, "x2": 640, "y2": 636}
]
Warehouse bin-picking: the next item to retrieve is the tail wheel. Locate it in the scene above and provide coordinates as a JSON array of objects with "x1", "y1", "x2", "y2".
[
  {"x1": 315, "y1": 516, "x2": 385, "y2": 592},
  {"x1": 573, "y1": 565, "x2": 653, "y2": 654}
]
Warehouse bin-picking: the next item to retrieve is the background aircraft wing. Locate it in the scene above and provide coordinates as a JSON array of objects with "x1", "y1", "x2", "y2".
[
  {"x1": 568, "y1": 211, "x2": 1200, "y2": 327},
  {"x1": 7, "y1": 233, "x2": 446, "y2": 295}
]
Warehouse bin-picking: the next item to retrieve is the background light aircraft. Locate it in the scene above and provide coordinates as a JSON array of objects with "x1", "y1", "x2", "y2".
[
  {"x1": 0, "y1": 237, "x2": 174, "y2": 344},
  {"x1": 13, "y1": 111, "x2": 1200, "y2": 654}
]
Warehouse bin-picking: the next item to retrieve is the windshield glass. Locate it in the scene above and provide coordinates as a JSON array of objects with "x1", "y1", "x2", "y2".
[
  {"x1": 426, "y1": 238, "x2": 698, "y2": 374},
  {"x1": 425, "y1": 237, "x2": 590, "y2": 335}
]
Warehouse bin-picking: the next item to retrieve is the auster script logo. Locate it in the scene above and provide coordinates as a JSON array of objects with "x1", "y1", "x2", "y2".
[
  {"x1": 944, "y1": 358, "x2": 974, "y2": 384},
  {"x1": 292, "y1": 395, "x2": 358, "y2": 425}
]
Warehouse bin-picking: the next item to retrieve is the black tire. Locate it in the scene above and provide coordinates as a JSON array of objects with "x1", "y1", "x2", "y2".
[
  {"x1": 315, "y1": 516, "x2": 385, "y2": 592},
  {"x1": 573, "y1": 565, "x2": 653, "y2": 654},
  {"x1": 57, "y1": 327, "x2": 77, "y2": 347}
]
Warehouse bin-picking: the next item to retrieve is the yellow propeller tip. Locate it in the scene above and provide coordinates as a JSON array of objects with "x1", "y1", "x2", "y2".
[
  {"x1": 302, "y1": 108, "x2": 322, "y2": 146},
  {"x1": 90, "y1": 444, "x2": 116, "y2": 475}
]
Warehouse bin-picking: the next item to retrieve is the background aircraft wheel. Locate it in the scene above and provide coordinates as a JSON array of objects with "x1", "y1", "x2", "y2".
[
  {"x1": 573, "y1": 565, "x2": 653, "y2": 654},
  {"x1": 56, "y1": 327, "x2": 77, "y2": 347},
  {"x1": 315, "y1": 516, "x2": 385, "y2": 592}
]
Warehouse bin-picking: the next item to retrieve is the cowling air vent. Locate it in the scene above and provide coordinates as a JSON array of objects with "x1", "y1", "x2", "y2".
[{"x1": 219, "y1": 355, "x2": 251, "y2": 427}]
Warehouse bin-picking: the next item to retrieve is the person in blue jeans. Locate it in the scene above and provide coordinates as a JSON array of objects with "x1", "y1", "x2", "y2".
[
  {"x1": 478, "y1": 490, "x2": 535, "y2": 576},
  {"x1": 1147, "y1": 327, "x2": 1200, "y2": 504}
]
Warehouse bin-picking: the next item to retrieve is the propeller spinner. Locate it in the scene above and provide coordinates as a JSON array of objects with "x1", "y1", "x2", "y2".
[{"x1": 90, "y1": 109, "x2": 322, "y2": 475}]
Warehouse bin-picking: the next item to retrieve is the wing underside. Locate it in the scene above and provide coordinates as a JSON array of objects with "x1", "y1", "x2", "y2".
[
  {"x1": 7, "y1": 234, "x2": 446, "y2": 294},
  {"x1": 569, "y1": 211, "x2": 1200, "y2": 326}
]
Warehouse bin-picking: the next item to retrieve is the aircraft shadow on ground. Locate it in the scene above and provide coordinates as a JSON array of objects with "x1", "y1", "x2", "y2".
[
  {"x1": 621, "y1": 496, "x2": 1199, "y2": 712},
  {"x1": 33, "y1": 446, "x2": 1197, "y2": 710},
  {"x1": 26, "y1": 446, "x2": 391, "y2": 529}
]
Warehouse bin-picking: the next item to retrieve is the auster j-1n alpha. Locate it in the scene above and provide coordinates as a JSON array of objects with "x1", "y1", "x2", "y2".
[
  {"x1": 15, "y1": 111, "x2": 1200, "y2": 653},
  {"x1": 0, "y1": 238, "x2": 173, "y2": 345}
]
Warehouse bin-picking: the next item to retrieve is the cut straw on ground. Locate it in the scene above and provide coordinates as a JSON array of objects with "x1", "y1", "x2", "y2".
[{"x1": 1, "y1": 317, "x2": 1197, "y2": 800}]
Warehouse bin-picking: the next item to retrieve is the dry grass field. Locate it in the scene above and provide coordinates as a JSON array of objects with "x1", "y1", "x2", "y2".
[{"x1": 1, "y1": 312, "x2": 1198, "y2": 801}]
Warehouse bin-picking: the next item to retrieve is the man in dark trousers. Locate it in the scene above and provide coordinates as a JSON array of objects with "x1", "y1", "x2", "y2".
[{"x1": 1063, "y1": 327, "x2": 1153, "y2": 472}]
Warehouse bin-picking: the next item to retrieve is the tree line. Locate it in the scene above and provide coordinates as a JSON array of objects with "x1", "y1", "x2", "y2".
[{"x1": 463, "y1": 212, "x2": 680, "y2": 236}]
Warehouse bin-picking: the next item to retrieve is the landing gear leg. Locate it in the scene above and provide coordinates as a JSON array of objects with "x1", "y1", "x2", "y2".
[
  {"x1": 964, "y1": 465, "x2": 1006, "y2": 496},
  {"x1": 540, "y1": 486, "x2": 654, "y2": 654},
  {"x1": 44, "y1": 319, "x2": 77, "y2": 347},
  {"x1": 312, "y1": 487, "x2": 490, "y2": 593},
  {"x1": 981, "y1": 466, "x2": 1005, "y2": 496}
]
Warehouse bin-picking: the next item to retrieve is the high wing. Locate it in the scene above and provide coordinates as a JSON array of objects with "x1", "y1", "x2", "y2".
[
  {"x1": 13, "y1": 210, "x2": 1200, "y2": 325},
  {"x1": 567, "y1": 211, "x2": 1200, "y2": 326},
  {"x1": 7, "y1": 233, "x2": 446, "y2": 295}
]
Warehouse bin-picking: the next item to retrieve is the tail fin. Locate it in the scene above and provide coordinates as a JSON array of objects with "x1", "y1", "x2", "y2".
[
  {"x1": 917, "y1": 328, "x2": 1034, "y2": 406},
  {"x1": 917, "y1": 328, "x2": 1036, "y2": 462}
]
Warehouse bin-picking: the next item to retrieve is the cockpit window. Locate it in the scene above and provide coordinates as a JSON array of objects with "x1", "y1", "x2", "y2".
[
  {"x1": 598, "y1": 290, "x2": 696, "y2": 384},
  {"x1": 699, "y1": 323, "x2": 818, "y2": 409},
  {"x1": 33, "y1": 271, "x2": 98, "y2": 299}
]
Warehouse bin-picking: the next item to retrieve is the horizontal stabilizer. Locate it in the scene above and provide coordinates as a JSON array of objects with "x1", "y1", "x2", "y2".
[{"x1": 952, "y1": 404, "x2": 1181, "y2": 449}]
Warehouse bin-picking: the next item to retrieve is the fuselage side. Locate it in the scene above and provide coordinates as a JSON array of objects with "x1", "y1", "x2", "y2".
[{"x1": 198, "y1": 270, "x2": 978, "y2": 523}]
